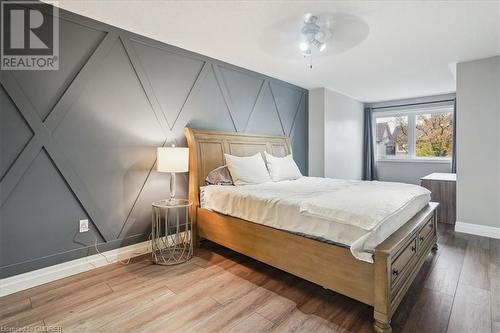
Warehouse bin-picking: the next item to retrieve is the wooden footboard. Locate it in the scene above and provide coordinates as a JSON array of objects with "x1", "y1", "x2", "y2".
[{"x1": 373, "y1": 202, "x2": 439, "y2": 332}]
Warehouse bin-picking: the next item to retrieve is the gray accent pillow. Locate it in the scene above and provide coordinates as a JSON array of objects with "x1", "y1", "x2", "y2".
[{"x1": 205, "y1": 165, "x2": 234, "y2": 186}]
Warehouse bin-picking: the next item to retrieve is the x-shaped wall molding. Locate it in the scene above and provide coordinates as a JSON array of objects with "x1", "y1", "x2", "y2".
[
  {"x1": 1, "y1": 8, "x2": 306, "y2": 246},
  {"x1": 0, "y1": 32, "x2": 120, "y2": 241}
]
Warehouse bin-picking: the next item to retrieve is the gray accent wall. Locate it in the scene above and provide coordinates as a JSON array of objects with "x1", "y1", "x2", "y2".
[{"x1": 0, "y1": 4, "x2": 308, "y2": 278}]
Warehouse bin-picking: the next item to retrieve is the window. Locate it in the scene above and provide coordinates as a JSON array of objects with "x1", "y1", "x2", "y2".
[
  {"x1": 415, "y1": 113, "x2": 453, "y2": 158},
  {"x1": 375, "y1": 116, "x2": 409, "y2": 158},
  {"x1": 373, "y1": 104, "x2": 453, "y2": 161}
]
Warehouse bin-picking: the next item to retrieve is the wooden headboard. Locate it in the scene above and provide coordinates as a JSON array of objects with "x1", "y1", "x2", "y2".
[{"x1": 183, "y1": 127, "x2": 292, "y2": 207}]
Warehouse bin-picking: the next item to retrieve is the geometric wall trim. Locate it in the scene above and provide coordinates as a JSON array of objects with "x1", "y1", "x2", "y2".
[
  {"x1": 218, "y1": 66, "x2": 264, "y2": 131},
  {"x1": 10, "y1": 17, "x2": 106, "y2": 121},
  {"x1": 270, "y1": 82, "x2": 304, "y2": 136},
  {"x1": 0, "y1": 3, "x2": 308, "y2": 278},
  {"x1": 130, "y1": 40, "x2": 205, "y2": 130},
  {"x1": 245, "y1": 81, "x2": 285, "y2": 136},
  {"x1": 290, "y1": 95, "x2": 308, "y2": 172},
  {"x1": 1, "y1": 148, "x2": 95, "y2": 268},
  {"x1": 53, "y1": 38, "x2": 165, "y2": 240},
  {"x1": 0, "y1": 86, "x2": 34, "y2": 180},
  {"x1": 171, "y1": 63, "x2": 237, "y2": 136}
]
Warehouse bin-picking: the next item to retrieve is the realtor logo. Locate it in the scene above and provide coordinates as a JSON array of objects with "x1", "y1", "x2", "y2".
[{"x1": 1, "y1": 1, "x2": 59, "y2": 70}]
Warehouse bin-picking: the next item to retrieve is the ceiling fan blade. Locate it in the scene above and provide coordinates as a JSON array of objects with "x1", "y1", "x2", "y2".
[{"x1": 258, "y1": 12, "x2": 369, "y2": 59}]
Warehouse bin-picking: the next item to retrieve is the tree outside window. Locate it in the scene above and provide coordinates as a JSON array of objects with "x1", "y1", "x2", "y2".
[
  {"x1": 416, "y1": 113, "x2": 453, "y2": 157},
  {"x1": 374, "y1": 108, "x2": 453, "y2": 160}
]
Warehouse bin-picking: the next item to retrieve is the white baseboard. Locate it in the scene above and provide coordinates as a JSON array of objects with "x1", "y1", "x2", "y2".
[
  {"x1": 455, "y1": 221, "x2": 500, "y2": 239},
  {"x1": 0, "y1": 239, "x2": 153, "y2": 297}
]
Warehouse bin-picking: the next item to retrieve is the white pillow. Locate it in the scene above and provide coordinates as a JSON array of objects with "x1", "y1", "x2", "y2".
[
  {"x1": 224, "y1": 153, "x2": 271, "y2": 186},
  {"x1": 264, "y1": 152, "x2": 302, "y2": 182}
]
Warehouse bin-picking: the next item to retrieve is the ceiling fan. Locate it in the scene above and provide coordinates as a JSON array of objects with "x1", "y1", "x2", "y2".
[
  {"x1": 258, "y1": 12, "x2": 369, "y2": 68},
  {"x1": 299, "y1": 14, "x2": 329, "y2": 56}
]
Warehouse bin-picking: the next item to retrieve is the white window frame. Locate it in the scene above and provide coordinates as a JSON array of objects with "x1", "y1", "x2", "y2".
[{"x1": 372, "y1": 103, "x2": 454, "y2": 163}]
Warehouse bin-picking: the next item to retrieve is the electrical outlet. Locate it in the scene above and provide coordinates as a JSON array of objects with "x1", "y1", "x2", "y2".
[{"x1": 79, "y1": 219, "x2": 89, "y2": 233}]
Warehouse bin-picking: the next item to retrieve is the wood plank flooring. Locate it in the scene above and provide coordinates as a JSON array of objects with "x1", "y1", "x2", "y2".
[{"x1": 1, "y1": 224, "x2": 498, "y2": 333}]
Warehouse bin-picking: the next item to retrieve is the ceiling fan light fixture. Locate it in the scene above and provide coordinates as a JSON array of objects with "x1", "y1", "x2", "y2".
[
  {"x1": 299, "y1": 14, "x2": 329, "y2": 57},
  {"x1": 299, "y1": 42, "x2": 309, "y2": 51}
]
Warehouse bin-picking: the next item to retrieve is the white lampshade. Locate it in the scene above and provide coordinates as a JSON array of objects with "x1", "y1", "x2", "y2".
[{"x1": 157, "y1": 147, "x2": 189, "y2": 173}]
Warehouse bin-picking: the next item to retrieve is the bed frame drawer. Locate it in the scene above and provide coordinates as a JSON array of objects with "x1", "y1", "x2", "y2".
[
  {"x1": 390, "y1": 237, "x2": 417, "y2": 285},
  {"x1": 390, "y1": 213, "x2": 437, "y2": 302},
  {"x1": 418, "y1": 216, "x2": 435, "y2": 250}
]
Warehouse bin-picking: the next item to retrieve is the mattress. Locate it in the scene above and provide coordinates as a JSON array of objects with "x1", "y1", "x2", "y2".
[{"x1": 200, "y1": 177, "x2": 431, "y2": 263}]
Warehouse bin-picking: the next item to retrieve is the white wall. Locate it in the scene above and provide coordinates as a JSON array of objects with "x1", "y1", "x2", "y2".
[
  {"x1": 308, "y1": 88, "x2": 325, "y2": 177},
  {"x1": 456, "y1": 56, "x2": 500, "y2": 229},
  {"x1": 308, "y1": 88, "x2": 363, "y2": 179},
  {"x1": 324, "y1": 89, "x2": 364, "y2": 179},
  {"x1": 377, "y1": 161, "x2": 451, "y2": 185}
]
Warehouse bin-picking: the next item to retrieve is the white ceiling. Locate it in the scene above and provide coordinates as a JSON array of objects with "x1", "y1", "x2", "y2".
[{"x1": 52, "y1": 1, "x2": 500, "y2": 102}]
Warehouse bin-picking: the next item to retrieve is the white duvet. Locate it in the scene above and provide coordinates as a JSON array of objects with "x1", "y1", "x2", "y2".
[{"x1": 200, "y1": 177, "x2": 431, "y2": 262}]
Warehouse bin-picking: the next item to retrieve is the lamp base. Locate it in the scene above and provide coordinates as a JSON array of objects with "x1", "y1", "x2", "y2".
[{"x1": 169, "y1": 172, "x2": 176, "y2": 201}]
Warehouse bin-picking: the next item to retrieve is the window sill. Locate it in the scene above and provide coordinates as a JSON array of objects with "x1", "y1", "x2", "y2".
[{"x1": 376, "y1": 158, "x2": 452, "y2": 164}]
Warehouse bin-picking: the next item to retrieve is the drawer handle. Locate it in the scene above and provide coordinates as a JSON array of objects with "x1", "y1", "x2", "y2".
[
  {"x1": 392, "y1": 269, "x2": 399, "y2": 277},
  {"x1": 420, "y1": 236, "x2": 425, "y2": 242},
  {"x1": 411, "y1": 246, "x2": 416, "y2": 252}
]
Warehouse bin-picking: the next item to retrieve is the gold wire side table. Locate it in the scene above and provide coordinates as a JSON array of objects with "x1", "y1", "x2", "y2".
[{"x1": 151, "y1": 199, "x2": 193, "y2": 265}]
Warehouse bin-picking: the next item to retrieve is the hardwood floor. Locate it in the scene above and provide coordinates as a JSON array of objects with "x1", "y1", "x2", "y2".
[{"x1": 1, "y1": 224, "x2": 498, "y2": 333}]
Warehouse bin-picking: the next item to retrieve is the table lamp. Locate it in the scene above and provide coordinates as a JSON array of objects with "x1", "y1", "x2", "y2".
[{"x1": 157, "y1": 145, "x2": 189, "y2": 201}]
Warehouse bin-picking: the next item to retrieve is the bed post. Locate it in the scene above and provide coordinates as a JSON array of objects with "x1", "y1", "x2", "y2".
[
  {"x1": 373, "y1": 250, "x2": 392, "y2": 333},
  {"x1": 184, "y1": 128, "x2": 200, "y2": 248}
]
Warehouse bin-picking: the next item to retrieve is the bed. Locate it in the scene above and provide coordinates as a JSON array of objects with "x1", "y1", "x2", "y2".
[{"x1": 184, "y1": 127, "x2": 438, "y2": 333}]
